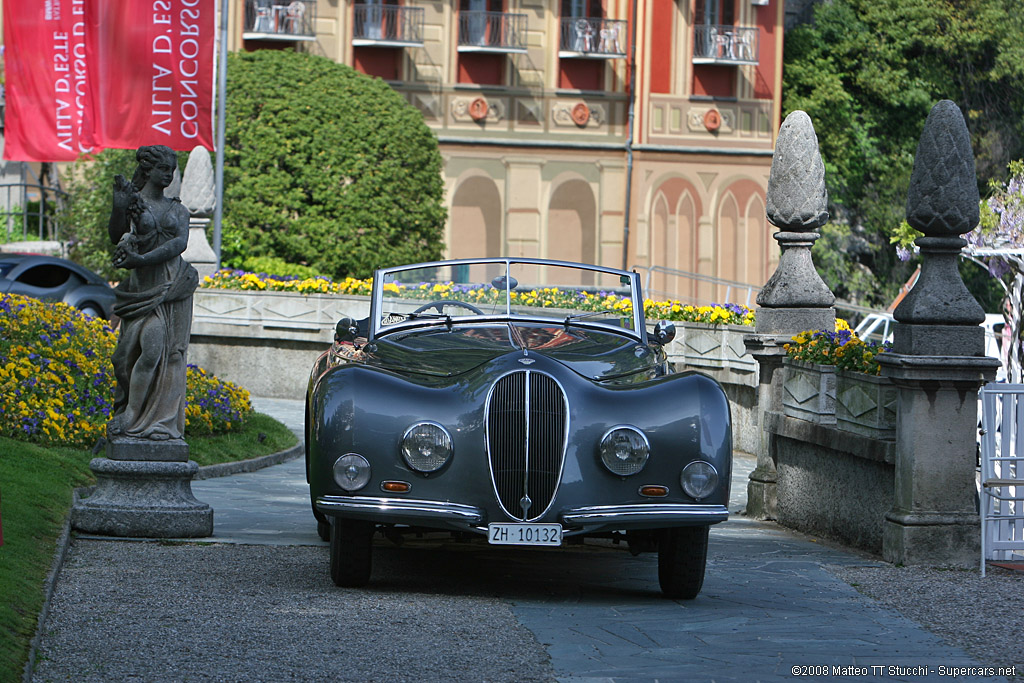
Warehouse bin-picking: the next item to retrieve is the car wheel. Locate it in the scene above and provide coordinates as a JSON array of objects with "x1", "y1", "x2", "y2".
[
  {"x1": 317, "y1": 517, "x2": 331, "y2": 542},
  {"x1": 657, "y1": 525, "x2": 709, "y2": 599},
  {"x1": 329, "y1": 518, "x2": 374, "y2": 587}
]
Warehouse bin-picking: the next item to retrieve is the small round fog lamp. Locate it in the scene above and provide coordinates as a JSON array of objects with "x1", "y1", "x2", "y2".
[
  {"x1": 334, "y1": 454, "x2": 371, "y2": 492},
  {"x1": 681, "y1": 461, "x2": 718, "y2": 500},
  {"x1": 598, "y1": 426, "x2": 650, "y2": 476}
]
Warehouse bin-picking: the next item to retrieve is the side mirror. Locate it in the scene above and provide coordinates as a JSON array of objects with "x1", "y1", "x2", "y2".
[
  {"x1": 652, "y1": 320, "x2": 676, "y2": 345},
  {"x1": 335, "y1": 317, "x2": 358, "y2": 343}
]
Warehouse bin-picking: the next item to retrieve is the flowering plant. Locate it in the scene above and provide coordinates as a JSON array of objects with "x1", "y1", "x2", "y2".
[
  {"x1": 201, "y1": 270, "x2": 756, "y2": 326},
  {"x1": 185, "y1": 365, "x2": 252, "y2": 435},
  {"x1": 784, "y1": 326, "x2": 891, "y2": 375},
  {"x1": 201, "y1": 269, "x2": 373, "y2": 297},
  {"x1": 0, "y1": 293, "x2": 252, "y2": 447}
]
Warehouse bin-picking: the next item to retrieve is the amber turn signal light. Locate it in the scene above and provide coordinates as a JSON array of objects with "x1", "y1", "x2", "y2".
[
  {"x1": 381, "y1": 481, "x2": 411, "y2": 493},
  {"x1": 639, "y1": 485, "x2": 669, "y2": 497}
]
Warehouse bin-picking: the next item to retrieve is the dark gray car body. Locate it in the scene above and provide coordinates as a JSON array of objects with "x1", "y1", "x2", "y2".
[
  {"x1": 0, "y1": 253, "x2": 115, "y2": 319},
  {"x1": 304, "y1": 258, "x2": 732, "y2": 596}
]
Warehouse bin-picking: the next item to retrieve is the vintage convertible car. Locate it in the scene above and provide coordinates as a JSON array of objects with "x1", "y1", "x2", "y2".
[{"x1": 305, "y1": 258, "x2": 732, "y2": 598}]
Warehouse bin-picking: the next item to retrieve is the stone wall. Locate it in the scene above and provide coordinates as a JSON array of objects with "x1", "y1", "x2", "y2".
[{"x1": 766, "y1": 411, "x2": 895, "y2": 554}]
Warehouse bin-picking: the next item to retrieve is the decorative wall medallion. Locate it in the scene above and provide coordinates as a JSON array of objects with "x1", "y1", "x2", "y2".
[
  {"x1": 689, "y1": 107, "x2": 733, "y2": 133},
  {"x1": 553, "y1": 102, "x2": 603, "y2": 127},
  {"x1": 468, "y1": 97, "x2": 489, "y2": 122},
  {"x1": 703, "y1": 109, "x2": 722, "y2": 132},
  {"x1": 452, "y1": 97, "x2": 502, "y2": 123},
  {"x1": 570, "y1": 102, "x2": 590, "y2": 126}
]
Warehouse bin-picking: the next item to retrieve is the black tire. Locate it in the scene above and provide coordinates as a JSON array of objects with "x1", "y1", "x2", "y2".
[
  {"x1": 317, "y1": 517, "x2": 331, "y2": 542},
  {"x1": 329, "y1": 518, "x2": 374, "y2": 587},
  {"x1": 658, "y1": 525, "x2": 709, "y2": 599}
]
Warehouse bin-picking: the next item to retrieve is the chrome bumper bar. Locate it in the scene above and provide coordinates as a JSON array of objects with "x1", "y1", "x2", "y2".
[
  {"x1": 316, "y1": 495, "x2": 484, "y2": 525},
  {"x1": 561, "y1": 503, "x2": 729, "y2": 527}
]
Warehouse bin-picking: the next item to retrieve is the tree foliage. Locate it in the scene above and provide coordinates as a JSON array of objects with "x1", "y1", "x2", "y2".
[
  {"x1": 221, "y1": 50, "x2": 446, "y2": 279},
  {"x1": 62, "y1": 148, "x2": 187, "y2": 282},
  {"x1": 784, "y1": 0, "x2": 1024, "y2": 307},
  {"x1": 60, "y1": 50, "x2": 446, "y2": 282}
]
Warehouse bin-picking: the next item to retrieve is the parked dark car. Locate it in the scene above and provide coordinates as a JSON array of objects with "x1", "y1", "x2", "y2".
[
  {"x1": 305, "y1": 258, "x2": 732, "y2": 599},
  {"x1": 0, "y1": 253, "x2": 116, "y2": 319}
]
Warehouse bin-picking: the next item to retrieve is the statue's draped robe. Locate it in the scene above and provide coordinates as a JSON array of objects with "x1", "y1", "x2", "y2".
[{"x1": 111, "y1": 198, "x2": 198, "y2": 440}]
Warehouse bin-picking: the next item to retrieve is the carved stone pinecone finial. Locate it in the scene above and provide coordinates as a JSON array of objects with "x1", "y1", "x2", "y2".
[
  {"x1": 766, "y1": 111, "x2": 829, "y2": 232},
  {"x1": 905, "y1": 100, "x2": 979, "y2": 237},
  {"x1": 180, "y1": 146, "x2": 216, "y2": 219}
]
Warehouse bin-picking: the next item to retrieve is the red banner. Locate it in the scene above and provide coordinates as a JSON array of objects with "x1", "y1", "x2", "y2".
[
  {"x1": 82, "y1": 0, "x2": 215, "y2": 152},
  {"x1": 2, "y1": 0, "x2": 215, "y2": 162},
  {"x1": 2, "y1": 1, "x2": 92, "y2": 161}
]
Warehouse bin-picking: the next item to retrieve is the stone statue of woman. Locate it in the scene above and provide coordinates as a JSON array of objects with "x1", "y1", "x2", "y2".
[{"x1": 107, "y1": 145, "x2": 198, "y2": 441}]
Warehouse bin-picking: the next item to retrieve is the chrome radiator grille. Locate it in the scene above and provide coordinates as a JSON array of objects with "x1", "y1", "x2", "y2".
[{"x1": 486, "y1": 370, "x2": 568, "y2": 521}]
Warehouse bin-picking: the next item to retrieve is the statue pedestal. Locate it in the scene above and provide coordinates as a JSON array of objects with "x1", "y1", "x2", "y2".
[{"x1": 71, "y1": 441, "x2": 213, "y2": 538}]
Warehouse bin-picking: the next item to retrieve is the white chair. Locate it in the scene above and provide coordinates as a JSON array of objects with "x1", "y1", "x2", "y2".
[
  {"x1": 573, "y1": 19, "x2": 594, "y2": 52},
  {"x1": 980, "y1": 383, "x2": 1024, "y2": 576},
  {"x1": 284, "y1": 1, "x2": 305, "y2": 34}
]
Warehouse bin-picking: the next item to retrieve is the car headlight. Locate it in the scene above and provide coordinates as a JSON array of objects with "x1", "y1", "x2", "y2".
[
  {"x1": 598, "y1": 426, "x2": 650, "y2": 476},
  {"x1": 334, "y1": 454, "x2": 371, "y2": 491},
  {"x1": 681, "y1": 461, "x2": 718, "y2": 500},
  {"x1": 401, "y1": 422, "x2": 453, "y2": 473}
]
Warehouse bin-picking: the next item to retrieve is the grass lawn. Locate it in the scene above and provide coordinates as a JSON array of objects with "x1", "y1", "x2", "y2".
[{"x1": 0, "y1": 413, "x2": 297, "y2": 683}]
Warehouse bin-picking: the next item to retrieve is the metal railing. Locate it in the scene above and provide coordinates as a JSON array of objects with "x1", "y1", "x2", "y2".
[
  {"x1": 559, "y1": 17, "x2": 627, "y2": 58},
  {"x1": 243, "y1": 0, "x2": 316, "y2": 39},
  {"x1": 692, "y1": 24, "x2": 759, "y2": 65},
  {"x1": 633, "y1": 264, "x2": 886, "y2": 321},
  {"x1": 633, "y1": 264, "x2": 761, "y2": 307},
  {"x1": 457, "y1": 11, "x2": 527, "y2": 53},
  {"x1": 0, "y1": 182, "x2": 67, "y2": 243},
  {"x1": 352, "y1": 4, "x2": 424, "y2": 46}
]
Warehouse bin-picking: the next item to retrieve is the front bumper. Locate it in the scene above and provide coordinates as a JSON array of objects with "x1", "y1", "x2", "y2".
[{"x1": 316, "y1": 495, "x2": 728, "y2": 535}]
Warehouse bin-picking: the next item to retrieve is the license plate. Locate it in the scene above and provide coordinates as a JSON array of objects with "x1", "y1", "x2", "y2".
[{"x1": 488, "y1": 523, "x2": 562, "y2": 546}]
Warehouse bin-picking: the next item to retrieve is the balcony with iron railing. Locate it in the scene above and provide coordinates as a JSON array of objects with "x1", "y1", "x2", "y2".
[
  {"x1": 243, "y1": 0, "x2": 316, "y2": 41},
  {"x1": 457, "y1": 11, "x2": 527, "y2": 54},
  {"x1": 352, "y1": 4, "x2": 424, "y2": 47},
  {"x1": 692, "y1": 24, "x2": 758, "y2": 65},
  {"x1": 558, "y1": 17, "x2": 627, "y2": 59}
]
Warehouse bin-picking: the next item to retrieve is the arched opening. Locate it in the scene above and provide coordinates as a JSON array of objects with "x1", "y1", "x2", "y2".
[
  {"x1": 717, "y1": 192, "x2": 739, "y2": 302},
  {"x1": 745, "y1": 194, "x2": 770, "y2": 289},
  {"x1": 677, "y1": 191, "x2": 697, "y2": 304},
  {"x1": 450, "y1": 176, "x2": 502, "y2": 260},
  {"x1": 547, "y1": 179, "x2": 596, "y2": 284}
]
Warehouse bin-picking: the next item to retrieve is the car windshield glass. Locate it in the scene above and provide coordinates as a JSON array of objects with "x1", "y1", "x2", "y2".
[
  {"x1": 375, "y1": 260, "x2": 638, "y2": 335},
  {"x1": 0, "y1": 262, "x2": 14, "y2": 278}
]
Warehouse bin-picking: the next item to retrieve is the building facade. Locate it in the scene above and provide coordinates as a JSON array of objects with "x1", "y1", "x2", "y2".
[
  {"x1": 0, "y1": 1, "x2": 783, "y2": 303},
  {"x1": 238, "y1": 0, "x2": 783, "y2": 303}
]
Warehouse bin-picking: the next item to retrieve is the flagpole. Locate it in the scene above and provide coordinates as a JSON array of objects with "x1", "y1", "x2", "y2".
[{"x1": 213, "y1": 0, "x2": 229, "y2": 270}]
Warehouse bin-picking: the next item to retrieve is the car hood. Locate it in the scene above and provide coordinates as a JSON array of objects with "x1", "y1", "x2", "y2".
[{"x1": 364, "y1": 323, "x2": 660, "y2": 381}]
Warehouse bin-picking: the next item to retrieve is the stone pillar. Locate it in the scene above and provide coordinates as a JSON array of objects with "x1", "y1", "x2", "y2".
[
  {"x1": 879, "y1": 101, "x2": 1000, "y2": 566},
  {"x1": 744, "y1": 111, "x2": 836, "y2": 520},
  {"x1": 180, "y1": 145, "x2": 219, "y2": 279}
]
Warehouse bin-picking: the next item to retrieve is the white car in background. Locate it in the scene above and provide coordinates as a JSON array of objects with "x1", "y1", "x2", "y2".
[{"x1": 854, "y1": 312, "x2": 1007, "y2": 382}]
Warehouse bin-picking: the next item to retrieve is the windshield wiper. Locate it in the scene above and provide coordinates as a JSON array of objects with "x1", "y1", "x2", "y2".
[
  {"x1": 407, "y1": 312, "x2": 453, "y2": 330},
  {"x1": 564, "y1": 310, "x2": 614, "y2": 327}
]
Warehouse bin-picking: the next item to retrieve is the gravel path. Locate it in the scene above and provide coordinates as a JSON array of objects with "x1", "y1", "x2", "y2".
[
  {"x1": 31, "y1": 542, "x2": 554, "y2": 683},
  {"x1": 828, "y1": 564, "x2": 1024, "y2": 681}
]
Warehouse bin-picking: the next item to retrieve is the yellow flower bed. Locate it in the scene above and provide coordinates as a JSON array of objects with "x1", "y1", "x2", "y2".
[
  {"x1": 783, "y1": 320, "x2": 890, "y2": 375},
  {"x1": 0, "y1": 293, "x2": 252, "y2": 447},
  {"x1": 201, "y1": 270, "x2": 756, "y2": 326}
]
